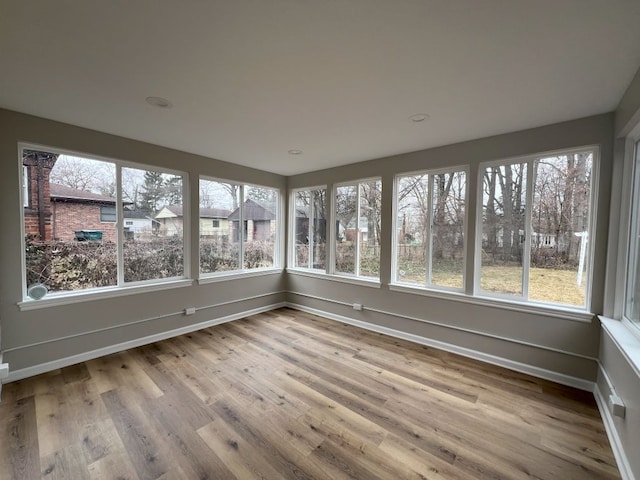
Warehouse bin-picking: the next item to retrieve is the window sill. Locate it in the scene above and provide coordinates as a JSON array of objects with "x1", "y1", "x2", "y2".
[
  {"x1": 198, "y1": 268, "x2": 283, "y2": 284},
  {"x1": 599, "y1": 316, "x2": 640, "y2": 379},
  {"x1": 18, "y1": 278, "x2": 194, "y2": 311},
  {"x1": 388, "y1": 283, "x2": 594, "y2": 323},
  {"x1": 286, "y1": 268, "x2": 381, "y2": 288}
]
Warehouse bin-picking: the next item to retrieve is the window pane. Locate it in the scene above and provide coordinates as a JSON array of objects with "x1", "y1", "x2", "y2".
[
  {"x1": 122, "y1": 167, "x2": 184, "y2": 282},
  {"x1": 100, "y1": 206, "x2": 116, "y2": 222},
  {"x1": 23, "y1": 149, "x2": 117, "y2": 293},
  {"x1": 529, "y1": 153, "x2": 593, "y2": 307},
  {"x1": 294, "y1": 190, "x2": 311, "y2": 268},
  {"x1": 199, "y1": 179, "x2": 238, "y2": 273},
  {"x1": 626, "y1": 142, "x2": 640, "y2": 324},
  {"x1": 431, "y1": 172, "x2": 466, "y2": 289},
  {"x1": 396, "y1": 175, "x2": 429, "y2": 285},
  {"x1": 359, "y1": 180, "x2": 382, "y2": 278},
  {"x1": 293, "y1": 189, "x2": 327, "y2": 270},
  {"x1": 311, "y1": 189, "x2": 327, "y2": 269},
  {"x1": 243, "y1": 186, "x2": 277, "y2": 269},
  {"x1": 480, "y1": 163, "x2": 527, "y2": 296},
  {"x1": 336, "y1": 185, "x2": 357, "y2": 274}
]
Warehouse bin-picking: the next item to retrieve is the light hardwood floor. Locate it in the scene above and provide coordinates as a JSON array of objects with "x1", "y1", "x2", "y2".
[{"x1": 0, "y1": 308, "x2": 620, "y2": 479}]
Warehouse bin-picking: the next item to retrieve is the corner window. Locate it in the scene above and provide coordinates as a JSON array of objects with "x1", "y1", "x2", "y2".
[
  {"x1": 292, "y1": 187, "x2": 327, "y2": 270},
  {"x1": 625, "y1": 140, "x2": 640, "y2": 327},
  {"x1": 477, "y1": 148, "x2": 596, "y2": 308},
  {"x1": 335, "y1": 179, "x2": 381, "y2": 279},
  {"x1": 199, "y1": 177, "x2": 279, "y2": 275},
  {"x1": 395, "y1": 169, "x2": 467, "y2": 290},
  {"x1": 21, "y1": 145, "x2": 187, "y2": 298}
]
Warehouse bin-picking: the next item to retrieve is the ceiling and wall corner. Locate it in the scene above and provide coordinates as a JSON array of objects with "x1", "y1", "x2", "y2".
[{"x1": 1, "y1": 1, "x2": 640, "y2": 176}]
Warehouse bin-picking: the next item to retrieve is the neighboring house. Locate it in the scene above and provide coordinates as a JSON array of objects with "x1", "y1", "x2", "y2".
[
  {"x1": 49, "y1": 184, "x2": 118, "y2": 242},
  {"x1": 199, "y1": 207, "x2": 232, "y2": 239},
  {"x1": 344, "y1": 217, "x2": 369, "y2": 243},
  {"x1": 123, "y1": 209, "x2": 157, "y2": 240},
  {"x1": 228, "y1": 199, "x2": 276, "y2": 242},
  {"x1": 23, "y1": 150, "x2": 119, "y2": 242},
  {"x1": 155, "y1": 205, "x2": 184, "y2": 237},
  {"x1": 154, "y1": 205, "x2": 231, "y2": 238},
  {"x1": 294, "y1": 206, "x2": 327, "y2": 245}
]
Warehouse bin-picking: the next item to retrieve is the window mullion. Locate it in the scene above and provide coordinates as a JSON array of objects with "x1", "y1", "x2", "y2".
[
  {"x1": 355, "y1": 184, "x2": 361, "y2": 277},
  {"x1": 239, "y1": 184, "x2": 243, "y2": 268},
  {"x1": 116, "y1": 165, "x2": 125, "y2": 286},
  {"x1": 426, "y1": 175, "x2": 434, "y2": 286},
  {"x1": 522, "y1": 160, "x2": 535, "y2": 301},
  {"x1": 308, "y1": 192, "x2": 314, "y2": 269}
]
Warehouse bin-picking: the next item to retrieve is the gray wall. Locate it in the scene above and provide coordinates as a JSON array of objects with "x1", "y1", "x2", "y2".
[
  {"x1": 288, "y1": 113, "x2": 615, "y2": 384},
  {"x1": 598, "y1": 328, "x2": 640, "y2": 479},
  {"x1": 598, "y1": 64, "x2": 640, "y2": 480},
  {"x1": 0, "y1": 108, "x2": 287, "y2": 375}
]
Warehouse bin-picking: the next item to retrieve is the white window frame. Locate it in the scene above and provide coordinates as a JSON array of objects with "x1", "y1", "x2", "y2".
[
  {"x1": 289, "y1": 186, "x2": 327, "y2": 271},
  {"x1": 621, "y1": 132, "x2": 640, "y2": 337},
  {"x1": 332, "y1": 177, "x2": 382, "y2": 279},
  {"x1": 22, "y1": 165, "x2": 29, "y2": 207},
  {"x1": 198, "y1": 175, "x2": 281, "y2": 280},
  {"x1": 474, "y1": 146, "x2": 599, "y2": 310},
  {"x1": 391, "y1": 166, "x2": 468, "y2": 293},
  {"x1": 18, "y1": 143, "x2": 190, "y2": 306}
]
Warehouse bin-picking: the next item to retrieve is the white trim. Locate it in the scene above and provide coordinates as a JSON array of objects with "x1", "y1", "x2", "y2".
[
  {"x1": 4, "y1": 301, "x2": 287, "y2": 383},
  {"x1": 600, "y1": 316, "x2": 640, "y2": 380},
  {"x1": 593, "y1": 365, "x2": 635, "y2": 480},
  {"x1": 287, "y1": 302, "x2": 595, "y2": 391},
  {"x1": 287, "y1": 268, "x2": 381, "y2": 288},
  {"x1": 288, "y1": 291, "x2": 598, "y2": 362},
  {"x1": 198, "y1": 268, "x2": 283, "y2": 284},
  {"x1": 17, "y1": 279, "x2": 194, "y2": 311},
  {"x1": 387, "y1": 283, "x2": 593, "y2": 322}
]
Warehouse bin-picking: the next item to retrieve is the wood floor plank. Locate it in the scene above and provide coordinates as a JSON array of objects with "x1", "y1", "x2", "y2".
[
  {"x1": 0, "y1": 395, "x2": 41, "y2": 480},
  {"x1": 0, "y1": 308, "x2": 621, "y2": 479}
]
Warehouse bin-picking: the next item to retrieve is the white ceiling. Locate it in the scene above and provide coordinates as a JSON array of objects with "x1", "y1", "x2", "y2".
[{"x1": 2, "y1": 1, "x2": 640, "y2": 176}]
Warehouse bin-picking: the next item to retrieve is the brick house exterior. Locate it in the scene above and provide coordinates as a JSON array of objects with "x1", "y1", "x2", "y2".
[{"x1": 50, "y1": 184, "x2": 118, "y2": 242}]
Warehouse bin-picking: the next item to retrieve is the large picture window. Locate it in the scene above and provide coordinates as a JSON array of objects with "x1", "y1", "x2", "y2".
[
  {"x1": 477, "y1": 148, "x2": 596, "y2": 308},
  {"x1": 21, "y1": 146, "x2": 187, "y2": 298},
  {"x1": 199, "y1": 178, "x2": 279, "y2": 275},
  {"x1": 395, "y1": 169, "x2": 466, "y2": 290},
  {"x1": 335, "y1": 179, "x2": 382, "y2": 279},
  {"x1": 292, "y1": 187, "x2": 327, "y2": 270}
]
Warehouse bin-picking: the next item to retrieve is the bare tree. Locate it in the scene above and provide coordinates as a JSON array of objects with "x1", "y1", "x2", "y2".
[{"x1": 50, "y1": 156, "x2": 115, "y2": 195}]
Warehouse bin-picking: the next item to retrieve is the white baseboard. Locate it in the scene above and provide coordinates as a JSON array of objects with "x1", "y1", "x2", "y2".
[
  {"x1": 287, "y1": 302, "x2": 596, "y2": 392},
  {"x1": 594, "y1": 364, "x2": 635, "y2": 480},
  {"x1": 4, "y1": 302, "x2": 286, "y2": 383}
]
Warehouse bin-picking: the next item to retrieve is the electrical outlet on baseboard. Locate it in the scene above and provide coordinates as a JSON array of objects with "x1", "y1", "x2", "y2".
[
  {"x1": 353, "y1": 303, "x2": 363, "y2": 311},
  {"x1": 184, "y1": 307, "x2": 196, "y2": 315},
  {"x1": 0, "y1": 363, "x2": 9, "y2": 380}
]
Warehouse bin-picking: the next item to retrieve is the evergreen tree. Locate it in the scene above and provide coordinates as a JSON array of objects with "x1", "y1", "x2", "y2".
[{"x1": 140, "y1": 171, "x2": 165, "y2": 213}]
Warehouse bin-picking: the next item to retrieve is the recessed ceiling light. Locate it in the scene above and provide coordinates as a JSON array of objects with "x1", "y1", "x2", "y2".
[
  {"x1": 288, "y1": 149, "x2": 303, "y2": 155},
  {"x1": 145, "y1": 96, "x2": 173, "y2": 109},
  {"x1": 409, "y1": 113, "x2": 430, "y2": 123}
]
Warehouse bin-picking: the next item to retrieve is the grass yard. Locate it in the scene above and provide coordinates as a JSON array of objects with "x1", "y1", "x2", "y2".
[
  {"x1": 401, "y1": 262, "x2": 586, "y2": 307},
  {"x1": 481, "y1": 265, "x2": 586, "y2": 307}
]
